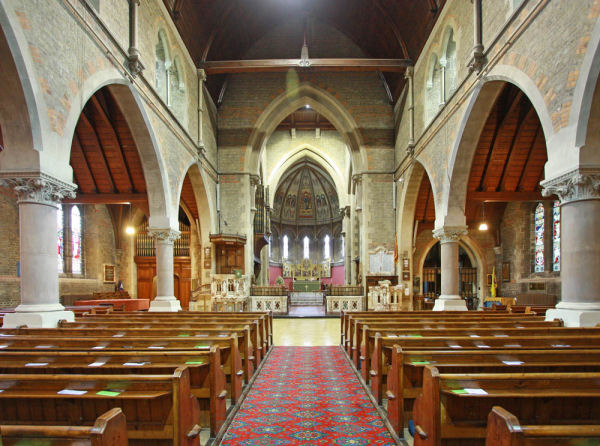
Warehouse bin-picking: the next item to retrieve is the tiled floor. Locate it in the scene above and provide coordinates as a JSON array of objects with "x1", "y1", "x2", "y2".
[
  {"x1": 273, "y1": 317, "x2": 340, "y2": 346},
  {"x1": 287, "y1": 305, "x2": 326, "y2": 317}
]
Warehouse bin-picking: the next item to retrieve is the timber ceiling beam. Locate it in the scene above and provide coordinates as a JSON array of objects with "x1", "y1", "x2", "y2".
[
  {"x1": 63, "y1": 193, "x2": 148, "y2": 205},
  {"x1": 199, "y1": 58, "x2": 412, "y2": 74},
  {"x1": 467, "y1": 191, "x2": 554, "y2": 202}
]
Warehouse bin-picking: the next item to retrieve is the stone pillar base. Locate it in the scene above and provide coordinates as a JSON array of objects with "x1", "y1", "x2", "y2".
[
  {"x1": 545, "y1": 308, "x2": 600, "y2": 327},
  {"x1": 2, "y1": 310, "x2": 75, "y2": 328},
  {"x1": 148, "y1": 297, "x2": 181, "y2": 312},
  {"x1": 432, "y1": 296, "x2": 468, "y2": 311}
]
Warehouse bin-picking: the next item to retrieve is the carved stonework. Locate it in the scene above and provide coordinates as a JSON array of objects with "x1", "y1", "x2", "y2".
[
  {"x1": 148, "y1": 228, "x2": 181, "y2": 244},
  {"x1": 0, "y1": 173, "x2": 76, "y2": 207},
  {"x1": 467, "y1": 51, "x2": 486, "y2": 74},
  {"x1": 542, "y1": 169, "x2": 600, "y2": 204},
  {"x1": 433, "y1": 226, "x2": 468, "y2": 244},
  {"x1": 340, "y1": 206, "x2": 350, "y2": 218},
  {"x1": 127, "y1": 50, "x2": 145, "y2": 78}
]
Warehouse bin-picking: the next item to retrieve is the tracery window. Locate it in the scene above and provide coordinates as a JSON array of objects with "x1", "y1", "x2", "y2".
[
  {"x1": 57, "y1": 205, "x2": 64, "y2": 273},
  {"x1": 553, "y1": 201, "x2": 560, "y2": 271},
  {"x1": 442, "y1": 28, "x2": 457, "y2": 102},
  {"x1": 282, "y1": 235, "x2": 289, "y2": 259},
  {"x1": 534, "y1": 202, "x2": 545, "y2": 272},
  {"x1": 57, "y1": 204, "x2": 84, "y2": 275},
  {"x1": 324, "y1": 235, "x2": 330, "y2": 259},
  {"x1": 71, "y1": 206, "x2": 82, "y2": 274},
  {"x1": 303, "y1": 236, "x2": 309, "y2": 259},
  {"x1": 155, "y1": 30, "x2": 171, "y2": 103}
]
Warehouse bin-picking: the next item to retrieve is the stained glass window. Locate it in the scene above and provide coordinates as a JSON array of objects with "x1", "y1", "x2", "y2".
[
  {"x1": 282, "y1": 235, "x2": 288, "y2": 259},
  {"x1": 553, "y1": 201, "x2": 560, "y2": 271},
  {"x1": 534, "y1": 202, "x2": 545, "y2": 272},
  {"x1": 57, "y1": 205, "x2": 64, "y2": 273},
  {"x1": 71, "y1": 206, "x2": 82, "y2": 274},
  {"x1": 303, "y1": 236, "x2": 309, "y2": 259},
  {"x1": 324, "y1": 235, "x2": 330, "y2": 259}
]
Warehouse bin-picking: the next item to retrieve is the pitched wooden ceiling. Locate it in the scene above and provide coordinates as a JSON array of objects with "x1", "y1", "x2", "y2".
[
  {"x1": 68, "y1": 87, "x2": 199, "y2": 221},
  {"x1": 70, "y1": 88, "x2": 147, "y2": 201},
  {"x1": 415, "y1": 173, "x2": 435, "y2": 224},
  {"x1": 164, "y1": 0, "x2": 444, "y2": 102},
  {"x1": 276, "y1": 106, "x2": 335, "y2": 131},
  {"x1": 465, "y1": 83, "x2": 553, "y2": 227}
]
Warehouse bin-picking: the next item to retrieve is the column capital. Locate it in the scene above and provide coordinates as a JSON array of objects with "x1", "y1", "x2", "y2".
[
  {"x1": 340, "y1": 206, "x2": 350, "y2": 218},
  {"x1": 352, "y1": 173, "x2": 362, "y2": 186},
  {"x1": 249, "y1": 174, "x2": 261, "y2": 187},
  {"x1": 404, "y1": 66, "x2": 414, "y2": 79},
  {"x1": 542, "y1": 168, "x2": 600, "y2": 204},
  {"x1": 0, "y1": 173, "x2": 76, "y2": 207},
  {"x1": 148, "y1": 228, "x2": 181, "y2": 243},
  {"x1": 432, "y1": 226, "x2": 468, "y2": 243}
]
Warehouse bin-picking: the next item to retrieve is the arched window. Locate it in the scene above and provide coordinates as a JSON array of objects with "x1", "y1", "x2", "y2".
[
  {"x1": 155, "y1": 30, "x2": 171, "y2": 103},
  {"x1": 282, "y1": 235, "x2": 289, "y2": 259},
  {"x1": 303, "y1": 236, "x2": 310, "y2": 259},
  {"x1": 534, "y1": 202, "x2": 545, "y2": 272},
  {"x1": 324, "y1": 235, "x2": 330, "y2": 259},
  {"x1": 170, "y1": 56, "x2": 186, "y2": 122},
  {"x1": 553, "y1": 201, "x2": 561, "y2": 271},
  {"x1": 442, "y1": 28, "x2": 457, "y2": 102},
  {"x1": 71, "y1": 206, "x2": 82, "y2": 274},
  {"x1": 57, "y1": 205, "x2": 64, "y2": 273},
  {"x1": 425, "y1": 53, "x2": 442, "y2": 124}
]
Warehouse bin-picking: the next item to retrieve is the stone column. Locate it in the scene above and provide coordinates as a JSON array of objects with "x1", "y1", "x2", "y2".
[
  {"x1": 0, "y1": 174, "x2": 76, "y2": 327},
  {"x1": 543, "y1": 170, "x2": 600, "y2": 326},
  {"x1": 148, "y1": 228, "x2": 181, "y2": 312},
  {"x1": 341, "y1": 206, "x2": 351, "y2": 284},
  {"x1": 432, "y1": 226, "x2": 468, "y2": 311}
]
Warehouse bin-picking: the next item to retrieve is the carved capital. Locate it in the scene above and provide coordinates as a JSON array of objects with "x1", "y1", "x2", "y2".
[
  {"x1": 433, "y1": 226, "x2": 468, "y2": 244},
  {"x1": 404, "y1": 66, "x2": 414, "y2": 79},
  {"x1": 541, "y1": 169, "x2": 600, "y2": 204},
  {"x1": 249, "y1": 174, "x2": 261, "y2": 187},
  {"x1": 340, "y1": 206, "x2": 351, "y2": 218},
  {"x1": 467, "y1": 46, "x2": 485, "y2": 74},
  {"x1": 148, "y1": 228, "x2": 181, "y2": 244},
  {"x1": 127, "y1": 49, "x2": 145, "y2": 78},
  {"x1": 0, "y1": 173, "x2": 76, "y2": 207},
  {"x1": 352, "y1": 174, "x2": 362, "y2": 186}
]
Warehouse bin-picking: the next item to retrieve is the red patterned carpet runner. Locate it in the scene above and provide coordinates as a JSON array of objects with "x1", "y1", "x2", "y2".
[{"x1": 221, "y1": 346, "x2": 396, "y2": 445}]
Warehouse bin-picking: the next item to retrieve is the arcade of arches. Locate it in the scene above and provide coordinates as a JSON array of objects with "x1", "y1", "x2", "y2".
[{"x1": 0, "y1": 0, "x2": 600, "y2": 328}]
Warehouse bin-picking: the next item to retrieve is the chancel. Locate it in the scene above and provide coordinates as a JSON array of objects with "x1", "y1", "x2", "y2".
[{"x1": 1, "y1": 0, "x2": 600, "y2": 445}]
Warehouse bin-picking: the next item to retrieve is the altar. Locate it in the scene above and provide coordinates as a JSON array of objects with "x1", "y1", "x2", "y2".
[{"x1": 293, "y1": 279, "x2": 321, "y2": 292}]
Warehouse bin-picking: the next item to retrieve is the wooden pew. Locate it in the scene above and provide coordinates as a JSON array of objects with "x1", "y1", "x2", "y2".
[
  {"x1": 0, "y1": 407, "x2": 128, "y2": 445},
  {"x1": 0, "y1": 367, "x2": 202, "y2": 445},
  {"x1": 51, "y1": 323, "x2": 256, "y2": 380},
  {"x1": 64, "y1": 318, "x2": 266, "y2": 364},
  {"x1": 3, "y1": 327, "x2": 244, "y2": 401},
  {"x1": 0, "y1": 332, "x2": 253, "y2": 384},
  {"x1": 349, "y1": 316, "x2": 557, "y2": 361},
  {"x1": 486, "y1": 406, "x2": 600, "y2": 445},
  {"x1": 362, "y1": 331, "x2": 600, "y2": 383},
  {"x1": 352, "y1": 319, "x2": 561, "y2": 369},
  {"x1": 0, "y1": 346, "x2": 229, "y2": 437},
  {"x1": 84, "y1": 311, "x2": 273, "y2": 349},
  {"x1": 341, "y1": 311, "x2": 541, "y2": 348},
  {"x1": 366, "y1": 326, "x2": 600, "y2": 397},
  {"x1": 412, "y1": 367, "x2": 600, "y2": 445},
  {"x1": 383, "y1": 347, "x2": 600, "y2": 436}
]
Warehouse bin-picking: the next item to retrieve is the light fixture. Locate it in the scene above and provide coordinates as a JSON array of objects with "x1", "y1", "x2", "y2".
[
  {"x1": 305, "y1": 104, "x2": 310, "y2": 109},
  {"x1": 125, "y1": 203, "x2": 135, "y2": 235},
  {"x1": 478, "y1": 202, "x2": 488, "y2": 231}
]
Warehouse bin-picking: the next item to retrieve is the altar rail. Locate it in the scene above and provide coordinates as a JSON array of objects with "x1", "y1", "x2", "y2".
[
  {"x1": 326, "y1": 285, "x2": 364, "y2": 296},
  {"x1": 250, "y1": 286, "x2": 287, "y2": 296},
  {"x1": 250, "y1": 295, "x2": 288, "y2": 314},
  {"x1": 326, "y1": 295, "x2": 364, "y2": 313}
]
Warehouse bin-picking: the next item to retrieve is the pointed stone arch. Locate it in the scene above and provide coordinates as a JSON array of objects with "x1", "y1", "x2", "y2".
[
  {"x1": 246, "y1": 82, "x2": 366, "y2": 175},
  {"x1": 0, "y1": 4, "x2": 52, "y2": 176},
  {"x1": 443, "y1": 67, "x2": 554, "y2": 228},
  {"x1": 267, "y1": 144, "x2": 348, "y2": 209}
]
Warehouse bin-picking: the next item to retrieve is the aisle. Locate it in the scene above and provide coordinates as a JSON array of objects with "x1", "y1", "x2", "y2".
[{"x1": 220, "y1": 346, "x2": 396, "y2": 445}]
